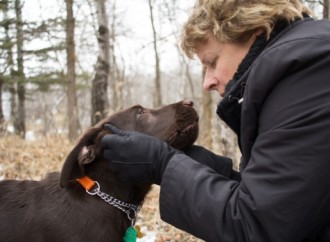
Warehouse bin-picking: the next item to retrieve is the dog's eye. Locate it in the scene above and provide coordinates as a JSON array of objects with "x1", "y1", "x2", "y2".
[
  {"x1": 137, "y1": 108, "x2": 149, "y2": 117},
  {"x1": 137, "y1": 108, "x2": 147, "y2": 117},
  {"x1": 137, "y1": 108, "x2": 144, "y2": 115}
]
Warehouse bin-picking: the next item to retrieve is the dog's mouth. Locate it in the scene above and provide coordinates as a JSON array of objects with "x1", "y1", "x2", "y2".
[
  {"x1": 166, "y1": 116, "x2": 199, "y2": 150},
  {"x1": 178, "y1": 119, "x2": 199, "y2": 135}
]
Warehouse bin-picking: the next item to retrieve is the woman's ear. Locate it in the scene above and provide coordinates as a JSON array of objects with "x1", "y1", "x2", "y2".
[{"x1": 255, "y1": 28, "x2": 264, "y2": 37}]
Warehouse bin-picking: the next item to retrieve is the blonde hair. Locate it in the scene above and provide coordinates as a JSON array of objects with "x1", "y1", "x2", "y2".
[{"x1": 181, "y1": 0, "x2": 312, "y2": 58}]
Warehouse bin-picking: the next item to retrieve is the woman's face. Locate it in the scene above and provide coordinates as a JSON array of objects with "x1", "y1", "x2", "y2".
[{"x1": 196, "y1": 33, "x2": 256, "y2": 97}]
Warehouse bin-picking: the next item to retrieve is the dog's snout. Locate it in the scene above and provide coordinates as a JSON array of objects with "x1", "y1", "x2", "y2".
[{"x1": 183, "y1": 100, "x2": 194, "y2": 107}]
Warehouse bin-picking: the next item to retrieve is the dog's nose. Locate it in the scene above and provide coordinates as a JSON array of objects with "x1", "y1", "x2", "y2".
[{"x1": 183, "y1": 100, "x2": 194, "y2": 107}]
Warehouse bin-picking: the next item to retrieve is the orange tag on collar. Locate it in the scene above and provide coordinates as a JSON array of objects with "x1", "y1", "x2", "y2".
[{"x1": 76, "y1": 176, "x2": 96, "y2": 191}]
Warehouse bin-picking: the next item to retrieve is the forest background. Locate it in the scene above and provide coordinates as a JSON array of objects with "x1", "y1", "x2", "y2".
[{"x1": 0, "y1": 0, "x2": 329, "y2": 241}]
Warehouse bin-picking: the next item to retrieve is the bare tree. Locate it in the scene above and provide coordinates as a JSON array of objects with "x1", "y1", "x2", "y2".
[
  {"x1": 91, "y1": 0, "x2": 110, "y2": 125},
  {"x1": 148, "y1": 0, "x2": 162, "y2": 107},
  {"x1": 108, "y1": 1, "x2": 124, "y2": 111},
  {"x1": 0, "y1": 77, "x2": 4, "y2": 132},
  {"x1": 324, "y1": 0, "x2": 330, "y2": 19},
  {"x1": 66, "y1": 0, "x2": 80, "y2": 141},
  {"x1": 200, "y1": 69, "x2": 212, "y2": 148},
  {"x1": 303, "y1": 0, "x2": 329, "y2": 18},
  {"x1": 108, "y1": 1, "x2": 118, "y2": 110},
  {"x1": 161, "y1": 0, "x2": 196, "y2": 98},
  {"x1": 13, "y1": 0, "x2": 25, "y2": 138},
  {"x1": 0, "y1": 0, "x2": 12, "y2": 133}
]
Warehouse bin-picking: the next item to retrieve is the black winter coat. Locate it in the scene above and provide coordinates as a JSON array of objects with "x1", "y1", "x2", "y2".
[{"x1": 159, "y1": 18, "x2": 330, "y2": 242}]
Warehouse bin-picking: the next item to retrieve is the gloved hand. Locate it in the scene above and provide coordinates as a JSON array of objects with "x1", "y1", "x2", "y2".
[
  {"x1": 183, "y1": 145, "x2": 234, "y2": 178},
  {"x1": 101, "y1": 124, "x2": 182, "y2": 185}
]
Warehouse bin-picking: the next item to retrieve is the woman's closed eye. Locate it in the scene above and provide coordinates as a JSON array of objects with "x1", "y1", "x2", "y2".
[
  {"x1": 209, "y1": 58, "x2": 218, "y2": 68},
  {"x1": 204, "y1": 57, "x2": 218, "y2": 69}
]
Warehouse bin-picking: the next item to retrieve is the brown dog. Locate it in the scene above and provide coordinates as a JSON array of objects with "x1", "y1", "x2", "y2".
[{"x1": 0, "y1": 100, "x2": 199, "y2": 242}]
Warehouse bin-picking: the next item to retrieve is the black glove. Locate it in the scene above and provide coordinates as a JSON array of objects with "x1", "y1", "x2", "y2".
[
  {"x1": 101, "y1": 124, "x2": 181, "y2": 185},
  {"x1": 184, "y1": 145, "x2": 234, "y2": 178}
]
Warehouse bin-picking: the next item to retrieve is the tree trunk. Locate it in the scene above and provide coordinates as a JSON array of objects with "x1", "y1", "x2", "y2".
[
  {"x1": 1, "y1": 0, "x2": 10, "y2": 134},
  {"x1": 324, "y1": 0, "x2": 330, "y2": 19},
  {"x1": 91, "y1": 0, "x2": 110, "y2": 125},
  {"x1": 66, "y1": 0, "x2": 80, "y2": 141},
  {"x1": 14, "y1": 0, "x2": 25, "y2": 138},
  {"x1": 0, "y1": 78, "x2": 4, "y2": 133},
  {"x1": 109, "y1": 1, "x2": 122, "y2": 111},
  {"x1": 177, "y1": 43, "x2": 195, "y2": 98},
  {"x1": 148, "y1": 0, "x2": 162, "y2": 107},
  {"x1": 161, "y1": 1, "x2": 195, "y2": 98},
  {"x1": 200, "y1": 69, "x2": 212, "y2": 149},
  {"x1": 3, "y1": 0, "x2": 15, "y2": 133}
]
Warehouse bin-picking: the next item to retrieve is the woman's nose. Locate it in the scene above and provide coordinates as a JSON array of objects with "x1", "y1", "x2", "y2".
[{"x1": 203, "y1": 74, "x2": 218, "y2": 92}]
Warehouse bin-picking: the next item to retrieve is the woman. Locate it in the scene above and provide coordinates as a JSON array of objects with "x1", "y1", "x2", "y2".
[{"x1": 102, "y1": 0, "x2": 330, "y2": 241}]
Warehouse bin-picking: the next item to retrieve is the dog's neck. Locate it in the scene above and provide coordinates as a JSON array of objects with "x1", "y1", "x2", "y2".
[{"x1": 82, "y1": 161, "x2": 151, "y2": 207}]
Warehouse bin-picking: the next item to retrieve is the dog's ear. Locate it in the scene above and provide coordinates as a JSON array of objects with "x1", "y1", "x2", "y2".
[{"x1": 59, "y1": 126, "x2": 102, "y2": 188}]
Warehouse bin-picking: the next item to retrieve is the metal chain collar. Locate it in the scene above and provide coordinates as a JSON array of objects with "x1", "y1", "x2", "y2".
[{"x1": 85, "y1": 181, "x2": 141, "y2": 224}]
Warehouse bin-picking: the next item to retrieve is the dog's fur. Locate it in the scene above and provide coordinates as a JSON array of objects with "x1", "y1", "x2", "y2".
[{"x1": 0, "y1": 100, "x2": 199, "y2": 242}]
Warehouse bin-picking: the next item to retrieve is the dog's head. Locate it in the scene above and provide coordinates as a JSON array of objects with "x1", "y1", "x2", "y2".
[{"x1": 59, "y1": 100, "x2": 199, "y2": 188}]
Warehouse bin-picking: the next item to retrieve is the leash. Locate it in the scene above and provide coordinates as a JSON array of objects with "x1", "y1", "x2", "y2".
[{"x1": 76, "y1": 176, "x2": 143, "y2": 241}]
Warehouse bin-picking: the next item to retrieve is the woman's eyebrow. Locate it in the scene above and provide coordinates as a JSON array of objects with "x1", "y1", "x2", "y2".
[
  {"x1": 202, "y1": 53, "x2": 217, "y2": 64},
  {"x1": 201, "y1": 53, "x2": 212, "y2": 64}
]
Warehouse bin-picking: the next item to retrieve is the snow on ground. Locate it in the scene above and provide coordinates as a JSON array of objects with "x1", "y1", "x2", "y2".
[{"x1": 138, "y1": 226, "x2": 157, "y2": 242}]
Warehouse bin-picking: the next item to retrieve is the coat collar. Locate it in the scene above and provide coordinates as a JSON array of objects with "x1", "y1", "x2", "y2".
[
  {"x1": 216, "y1": 18, "x2": 303, "y2": 137},
  {"x1": 216, "y1": 34, "x2": 269, "y2": 137}
]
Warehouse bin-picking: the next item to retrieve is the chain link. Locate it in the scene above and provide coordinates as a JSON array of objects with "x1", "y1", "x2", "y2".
[{"x1": 85, "y1": 181, "x2": 141, "y2": 223}]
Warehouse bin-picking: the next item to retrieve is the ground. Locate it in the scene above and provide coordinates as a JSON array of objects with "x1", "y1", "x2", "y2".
[{"x1": 0, "y1": 135, "x2": 203, "y2": 242}]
